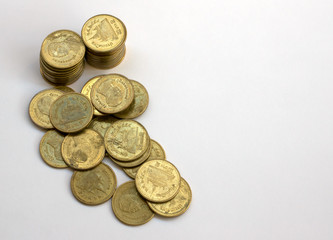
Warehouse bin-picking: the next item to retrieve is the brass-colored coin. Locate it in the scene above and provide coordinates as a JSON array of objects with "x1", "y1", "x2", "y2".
[
  {"x1": 85, "y1": 46, "x2": 126, "y2": 69},
  {"x1": 123, "y1": 139, "x2": 166, "y2": 179},
  {"x1": 110, "y1": 141, "x2": 152, "y2": 168},
  {"x1": 54, "y1": 86, "x2": 75, "y2": 93},
  {"x1": 87, "y1": 115, "x2": 118, "y2": 138},
  {"x1": 71, "y1": 163, "x2": 117, "y2": 205},
  {"x1": 41, "y1": 30, "x2": 85, "y2": 69},
  {"x1": 29, "y1": 89, "x2": 64, "y2": 129},
  {"x1": 50, "y1": 93, "x2": 93, "y2": 133},
  {"x1": 90, "y1": 74, "x2": 134, "y2": 114},
  {"x1": 114, "y1": 80, "x2": 149, "y2": 119},
  {"x1": 61, "y1": 129, "x2": 105, "y2": 170},
  {"x1": 81, "y1": 14, "x2": 127, "y2": 54},
  {"x1": 147, "y1": 178, "x2": 192, "y2": 217},
  {"x1": 135, "y1": 160, "x2": 181, "y2": 203},
  {"x1": 112, "y1": 181, "x2": 154, "y2": 226},
  {"x1": 104, "y1": 120, "x2": 149, "y2": 161},
  {"x1": 39, "y1": 130, "x2": 67, "y2": 168},
  {"x1": 81, "y1": 75, "x2": 106, "y2": 116}
]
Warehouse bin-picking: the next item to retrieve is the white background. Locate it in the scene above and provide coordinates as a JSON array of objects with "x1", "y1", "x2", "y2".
[{"x1": 0, "y1": 0, "x2": 333, "y2": 239}]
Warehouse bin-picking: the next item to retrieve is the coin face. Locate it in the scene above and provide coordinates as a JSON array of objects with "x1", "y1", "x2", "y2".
[
  {"x1": 61, "y1": 129, "x2": 105, "y2": 170},
  {"x1": 112, "y1": 181, "x2": 154, "y2": 226},
  {"x1": 81, "y1": 75, "x2": 105, "y2": 116},
  {"x1": 104, "y1": 120, "x2": 149, "y2": 161},
  {"x1": 54, "y1": 86, "x2": 75, "y2": 93},
  {"x1": 87, "y1": 115, "x2": 118, "y2": 138},
  {"x1": 71, "y1": 163, "x2": 117, "y2": 205},
  {"x1": 147, "y1": 178, "x2": 192, "y2": 217},
  {"x1": 29, "y1": 89, "x2": 64, "y2": 129},
  {"x1": 114, "y1": 80, "x2": 149, "y2": 119},
  {"x1": 50, "y1": 93, "x2": 93, "y2": 133},
  {"x1": 39, "y1": 130, "x2": 67, "y2": 168},
  {"x1": 135, "y1": 160, "x2": 181, "y2": 203},
  {"x1": 123, "y1": 139, "x2": 166, "y2": 179},
  {"x1": 90, "y1": 74, "x2": 134, "y2": 114},
  {"x1": 82, "y1": 14, "x2": 127, "y2": 53},
  {"x1": 41, "y1": 30, "x2": 85, "y2": 69}
]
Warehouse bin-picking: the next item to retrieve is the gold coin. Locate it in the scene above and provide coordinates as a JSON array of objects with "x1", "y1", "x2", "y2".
[
  {"x1": 85, "y1": 46, "x2": 126, "y2": 69},
  {"x1": 61, "y1": 129, "x2": 105, "y2": 170},
  {"x1": 104, "y1": 120, "x2": 149, "y2": 161},
  {"x1": 87, "y1": 115, "x2": 118, "y2": 138},
  {"x1": 39, "y1": 130, "x2": 67, "y2": 168},
  {"x1": 135, "y1": 160, "x2": 181, "y2": 203},
  {"x1": 110, "y1": 140, "x2": 152, "y2": 168},
  {"x1": 50, "y1": 93, "x2": 93, "y2": 133},
  {"x1": 147, "y1": 178, "x2": 192, "y2": 217},
  {"x1": 29, "y1": 89, "x2": 64, "y2": 129},
  {"x1": 81, "y1": 14, "x2": 127, "y2": 54},
  {"x1": 54, "y1": 86, "x2": 75, "y2": 93},
  {"x1": 114, "y1": 80, "x2": 149, "y2": 119},
  {"x1": 81, "y1": 75, "x2": 106, "y2": 116},
  {"x1": 90, "y1": 74, "x2": 134, "y2": 114},
  {"x1": 71, "y1": 163, "x2": 117, "y2": 205},
  {"x1": 123, "y1": 139, "x2": 166, "y2": 179},
  {"x1": 112, "y1": 181, "x2": 154, "y2": 226},
  {"x1": 40, "y1": 30, "x2": 85, "y2": 69}
]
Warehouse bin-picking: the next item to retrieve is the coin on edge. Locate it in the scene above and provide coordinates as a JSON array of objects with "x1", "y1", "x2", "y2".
[
  {"x1": 147, "y1": 178, "x2": 192, "y2": 217},
  {"x1": 81, "y1": 75, "x2": 106, "y2": 116},
  {"x1": 50, "y1": 93, "x2": 93, "y2": 133},
  {"x1": 114, "y1": 80, "x2": 149, "y2": 119},
  {"x1": 123, "y1": 139, "x2": 166, "y2": 179},
  {"x1": 39, "y1": 130, "x2": 67, "y2": 168},
  {"x1": 90, "y1": 74, "x2": 134, "y2": 114},
  {"x1": 61, "y1": 129, "x2": 105, "y2": 170},
  {"x1": 112, "y1": 181, "x2": 154, "y2": 226},
  {"x1": 29, "y1": 89, "x2": 64, "y2": 129},
  {"x1": 71, "y1": 163, "x2": 117, "y2": 205},
  {"x1": 135, "y1": 160, "x2": 181, "y2": 203},
  {"x1": 104, "y1": 120, "x2": 150, "y2": 161}
]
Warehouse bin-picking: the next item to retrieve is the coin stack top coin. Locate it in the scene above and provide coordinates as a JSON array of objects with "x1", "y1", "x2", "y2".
[{"x1": 40, "y1": 30, "x2": 85, "y2": 85}]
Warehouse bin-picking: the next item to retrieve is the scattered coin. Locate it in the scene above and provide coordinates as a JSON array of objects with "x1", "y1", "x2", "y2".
[
  {"x1": 135, "y1": 160, "x2": 181, "y2": 203},
  {"x1": 54, "y1": 86, "x2": 75, "y2": 93},
  {"x1": 50, "y1": 93, "x2": 93, "y2": 133},
  {"x1": 112, "y1": 181, "x2": 154, "y2": 226},
  {"x1": 90, "y1": 74, "x2": 134, "y2": 114},
  {"x1": 71, "y1": 163, "x2": 117, "y2": 205},
  {"x1": 29, "y1": 89, "x2": 64, "y2": 129},
  {"x1": 114, "y1": 80, "x2": 149, "y2": 119},
  {"x1": 61, "y1": 129, "x2": 105, "y2": 170},
  {"x1": 104, "y1": 119, "x2": 150, "y2": 161},
  {"x1": 87, "y1": 115, "x2": 118, "y2": 138},
  {"x1": 147, "y1": 178, "x2": 192, "y2": 217},
  {"x1": 39, "y1": 130, "x2": 67, "y2": 168}
]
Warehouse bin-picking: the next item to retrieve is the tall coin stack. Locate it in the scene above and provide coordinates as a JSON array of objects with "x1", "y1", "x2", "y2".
[
  {"x1": 81, "y1": 14, "x2": 127, "y2": 69},
  {"x1": 40, "y1": 30, "x2": 85, "y2": 85}
]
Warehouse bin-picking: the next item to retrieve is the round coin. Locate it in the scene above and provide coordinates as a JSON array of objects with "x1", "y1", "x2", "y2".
[
  {"x1": 81, "y1": 75, "x2": 106, "y2": 116},
  {"x1": 40, "y1": 30, "x2": 85, "y2": 69},
  {"x1": 90, "y1": 74, "x2": 134, "y2": 114},
  {"x1": 147, "y1": 178, "x2": 192, "y2": 217},
  {"x1": 87, "y1": 115, "x2": 118, "y2": 138},
  {"x1": 114, "y1": 80, "x2": 149, "y2": 119},
  {"x1": 61, "y1": 129, "x2": 105, "y2": 170},
  {"x1": 50, "y1": 93, "x2": 93, "y2": 133},
  {"x1": 81, "y1": 14, "x2": 127, "y2": 54},
  {"x1": 39, "y1": 130, "x2": 67, "y2": 168},
  {"x1": 112, "y1": 181, "x2": 154, "y2": 226},
  {"x1": 135, "y1": 160, "x2": 181, "y2": 203},
  {"x1": 104, "y1": 120, "x2": 150, "y2": 161},
  {"x1": 71, "y1": 163, "x2": 117, "y2": 205},
  {"x1": 29, "y1": 89, "x2": 64, "y2": 129},
  {"x1": 123, "y1": 139, "x2": 166, "y2": 179}
]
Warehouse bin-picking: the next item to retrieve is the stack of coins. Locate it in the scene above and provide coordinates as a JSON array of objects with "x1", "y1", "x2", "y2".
[
  {"x1": 81, "y1": 14, "x2": 127, "y2": 69},
  {"x1": 40, "y1": 30, "x2": 85, "y2": 85}
]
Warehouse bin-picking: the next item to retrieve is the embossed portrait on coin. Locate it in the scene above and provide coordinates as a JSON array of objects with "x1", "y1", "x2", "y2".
[
  {"x1": 70, "y1": 139, "x2": 91, "y2": 163},
  {"x1": 98, "y1": 81, "x2": 123, "y2": 107},
  {"x1": 48, "y1": 35, "x2": 81, "y2": 58},
  {"x1": 37, "y1": 97, "x2": 52, "y2": 115},
  {"x1": 119, "y1": 192, "x2": 145, "y2": 214},
  {"x1": 78, "y1": 172, "x2": 106, "y2": 195},
  {"x1": 46, "y1": 138, "x2": 62, "y2": 160}
]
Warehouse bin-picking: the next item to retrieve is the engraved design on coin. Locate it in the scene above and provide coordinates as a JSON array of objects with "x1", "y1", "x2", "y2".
[
  {"x1": 147, "y1": 178, "x2": 192, "y2": 217},
  {"x1": 71, "y1": 163, "x2": 117, "y2": 205},
  {"x1": 112, "y1": 181, "x2": 154, "y2": 226},
  {"x1": 135, "y1": 160, "x2": 181, "y2": 203},
  {"x1": 87, "y1": 115, "x2": 118, "y2": 138}
]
